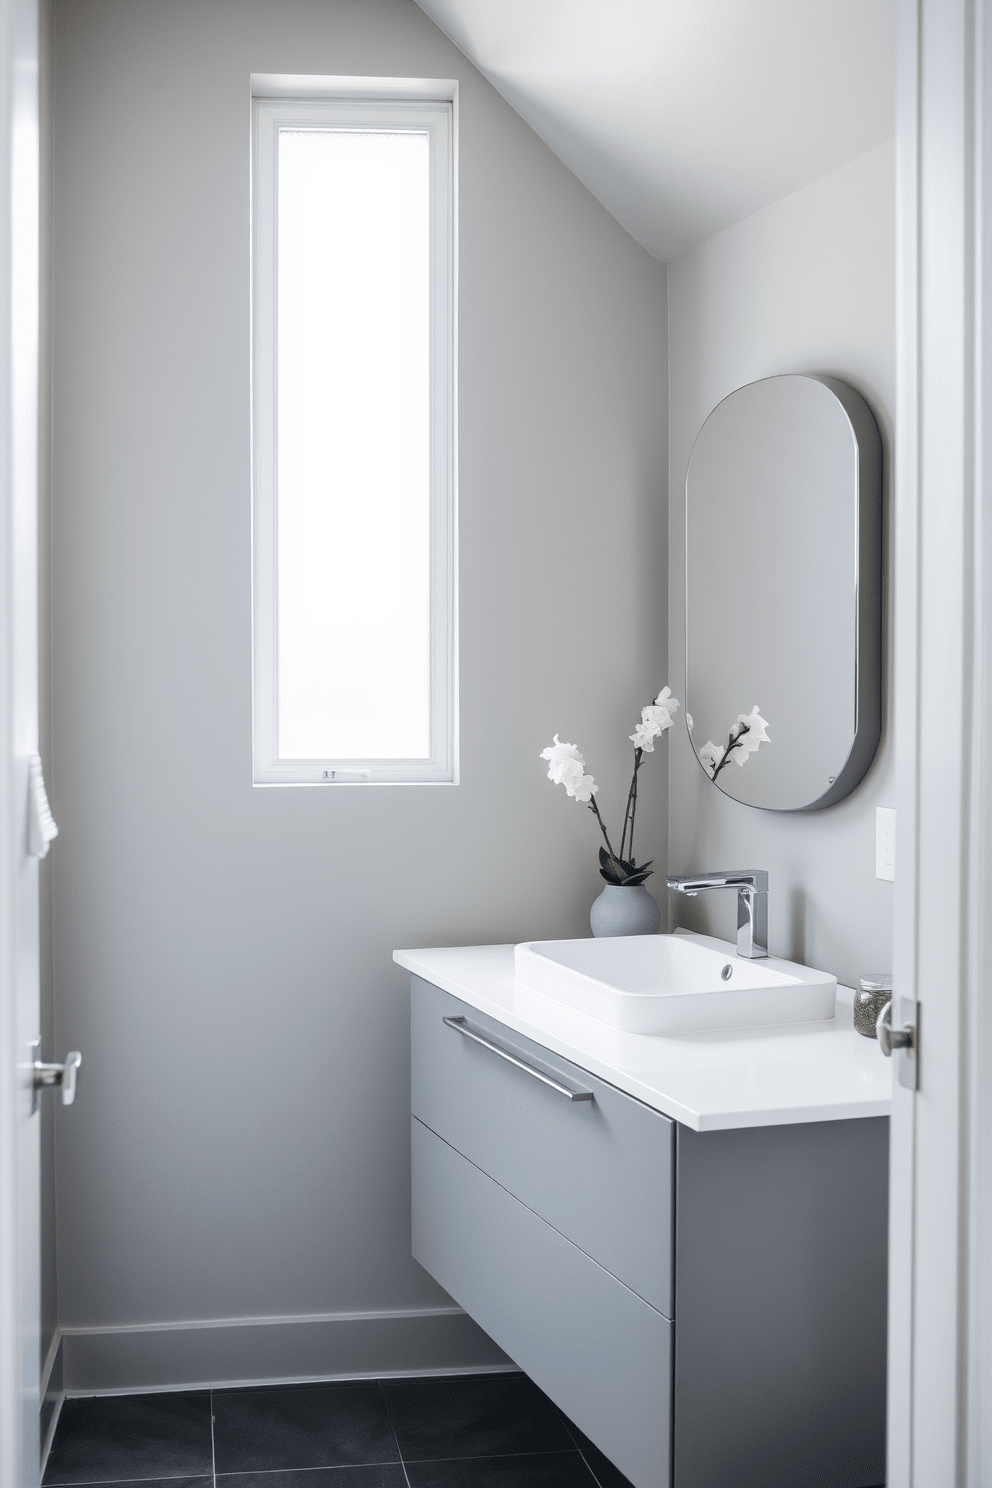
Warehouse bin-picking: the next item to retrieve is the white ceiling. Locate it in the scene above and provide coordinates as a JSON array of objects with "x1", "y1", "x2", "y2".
[{"x1": 414, "y1": 0, "x2": 896, "y2": 261}]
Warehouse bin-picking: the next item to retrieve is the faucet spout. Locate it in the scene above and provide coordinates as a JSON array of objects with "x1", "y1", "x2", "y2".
[{"x1": 665, "y1": 869, "x2": 769, "y2": 959}]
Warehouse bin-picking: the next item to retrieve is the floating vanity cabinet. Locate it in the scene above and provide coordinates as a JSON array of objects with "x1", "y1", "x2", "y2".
[
  {"x1": 411, "y1": 977, "x2": 674, "y2": 1488},
  {"x1": 409, "y1": 975, "x2": 889, "y2": 1488}
]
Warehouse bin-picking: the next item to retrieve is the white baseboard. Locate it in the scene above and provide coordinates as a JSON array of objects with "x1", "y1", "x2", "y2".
[{"x1": 60, "y1": 1306, "x2": 514, "y2": 1395}]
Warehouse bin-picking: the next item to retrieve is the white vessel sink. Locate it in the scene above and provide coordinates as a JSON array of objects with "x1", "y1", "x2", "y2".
[{"x1": 513, "y1": 930, "x2": 836, "y2": 1034}]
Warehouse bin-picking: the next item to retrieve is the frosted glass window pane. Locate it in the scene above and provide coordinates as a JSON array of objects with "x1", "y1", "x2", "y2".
[{"x1": 276, "y1": 129, "x2": 431, "y2": 760}]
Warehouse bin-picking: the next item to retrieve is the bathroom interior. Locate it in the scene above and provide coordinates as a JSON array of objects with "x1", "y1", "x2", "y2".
[{"x1": 25, "y1": 1, "x2": 904, "y2": 1486}]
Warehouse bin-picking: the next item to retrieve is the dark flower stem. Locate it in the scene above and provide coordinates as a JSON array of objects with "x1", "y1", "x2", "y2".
[
  {"x1": 710, "y1": 722, "x2": 750, "y2": 784},
  {"x1": 620, "y1": 748, "x2": 643, "y2": 864},
  {"x1": 587, "y1": 795, "x2": 618, "y2": 860}
]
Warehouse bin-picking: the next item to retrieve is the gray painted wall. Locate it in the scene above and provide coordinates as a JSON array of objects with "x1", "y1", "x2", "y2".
[
  {"x1": 51, "y1": 0, "x2": 668, "y2": 1381},
  {"x1": 667, "y1": 141, "x2": 895, "y2": 988}
]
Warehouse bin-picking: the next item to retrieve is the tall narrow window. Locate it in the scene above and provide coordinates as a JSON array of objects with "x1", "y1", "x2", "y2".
[{"x1": 252, "y1": 84, "x2": 456, "y2": 784}]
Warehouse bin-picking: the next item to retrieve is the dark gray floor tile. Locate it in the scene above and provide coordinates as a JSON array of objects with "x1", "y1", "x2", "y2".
[
  {"x1": 42, "y1": 1393, "x2": 213, "y2": 1484},
  {"x1": 405, "y1": 1452, "x2": 598, "y2": 1488},
  {"x1": 46, "y1": 1482, "x2": 210, "y2": 1488},
  {"x1": 574, "y1": 1442, "x2": 633, "y2": 1488},
  {"x1": 554, "y1": 1415, "x2": 594, "y2": 1454},
  {"x1": 553, "y1": 1418, "x2": 632, "y2": 1488},
  {"x1": 212, "y1": 1382, "x2": 399, "y2": 1473},
  {"x1": 216, "y1": 1469, "x2": 407, "y2": 1488},
  {"x1": 380, "y1": 1375, "x2": 573, "y2": 1463}
]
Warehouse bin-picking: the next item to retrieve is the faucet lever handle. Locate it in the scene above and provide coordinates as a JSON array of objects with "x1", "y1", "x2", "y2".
[{"x1": 736, "y1": 883, "x2": 768, "y2": 960}]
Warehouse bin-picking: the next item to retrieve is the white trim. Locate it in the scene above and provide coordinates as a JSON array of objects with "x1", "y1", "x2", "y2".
[
  {"x1": 892, "y1": 0, "x2": 992, "y2": 1479},
  {"x1": 59, "y1": 1306, "x2": 510, "y2": 1397},
  {"x1": 0, "y1": 0, "x2": 17, "y2": 1470},
  {"x1": 2, "y1": 0, "x2": 42, "y2": 1483},
  {"x1": 250, "y1": 80, "x2": 458, "y2": 787},
  {"x1": 250, "y1": 74, "x2": 459, "y2": 103},
  {"x1": 969, "y1": 5, "x2": 992, "y2": 1478},
  {"x1": 890, "y1": 4, "x2": 922, "y2": 1480},
  {"x1": 60, "y1": 1304, "x2": 467, "y2": 1338},
  {"x1": 64, "y1": 1366, "x2": 518, "y2": 1401}
]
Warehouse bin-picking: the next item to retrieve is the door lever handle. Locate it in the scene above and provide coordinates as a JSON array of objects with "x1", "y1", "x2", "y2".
[
  {"x1": 33, "y1": 1050, "x2": 81, "y2": 1107},
  {"x1": 876, "y1": 997, "x2": 919, "y2": 1090},
  {"x1": 876, "y1": 1001, "x2": 911, "y2": 1054}
]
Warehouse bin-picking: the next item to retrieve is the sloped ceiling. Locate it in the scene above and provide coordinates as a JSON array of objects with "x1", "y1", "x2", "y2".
[{"x1": 414, "y1": 0, "x2": 896, "y2": 261}]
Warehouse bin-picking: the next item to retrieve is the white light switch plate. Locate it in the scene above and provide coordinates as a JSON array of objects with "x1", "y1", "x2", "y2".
[{"x1": 876, "y1": 807, "x2": 896, "y2": 881}]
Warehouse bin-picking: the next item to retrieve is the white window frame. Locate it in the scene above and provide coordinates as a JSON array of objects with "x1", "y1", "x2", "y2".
[{"x1": 251, "y1": 76, "x2": 457, "y2": 785}]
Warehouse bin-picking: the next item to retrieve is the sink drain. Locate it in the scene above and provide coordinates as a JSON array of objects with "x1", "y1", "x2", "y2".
[{"x1": 721, "y1": 964, "x2": 733, "y2": 981}]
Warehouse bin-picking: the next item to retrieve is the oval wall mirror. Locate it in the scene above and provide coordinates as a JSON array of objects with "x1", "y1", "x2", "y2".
[{"x1": 685, "y1": 374, "x2": 882, "y2": 812}]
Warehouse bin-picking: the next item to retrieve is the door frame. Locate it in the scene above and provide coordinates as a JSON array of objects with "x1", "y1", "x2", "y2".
[
  {"x1": 891, "y1": 0, "x2": 992, "y2": 1480},
  {"x1": 0, "y1": 0, "x2": 43, "y2": 1482},
  {"x1": 0, "y1": 0, "x2": 21, "y2": 1424}
]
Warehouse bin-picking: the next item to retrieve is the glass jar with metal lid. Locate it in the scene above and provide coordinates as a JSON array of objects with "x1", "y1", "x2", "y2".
[{"x1": 854, "y1": 974, "x2": 892, "y2": 1038}]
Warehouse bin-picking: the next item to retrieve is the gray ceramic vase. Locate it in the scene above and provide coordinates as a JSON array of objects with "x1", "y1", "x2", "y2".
[{"x1": 589, "y1": 883, "x2": 661, "y2": 938}]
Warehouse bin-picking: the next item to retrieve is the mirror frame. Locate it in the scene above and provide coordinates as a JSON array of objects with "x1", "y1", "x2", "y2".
[{"x1": 684, "y1": 374, "x2": 882, "y2": 811}]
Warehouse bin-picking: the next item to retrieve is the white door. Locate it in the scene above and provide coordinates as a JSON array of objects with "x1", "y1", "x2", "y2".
[
  {"x1": 0, "y1": 0, "x2": 43, "y2": 1484},
  {"x1": 890, "y1": 0, "x2": 992, "y2": 1481}
]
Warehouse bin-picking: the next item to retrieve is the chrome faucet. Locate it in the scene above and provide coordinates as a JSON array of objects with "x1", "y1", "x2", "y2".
[{"x1": 665, "y1": 870, "x2": 769, "y2": 959}]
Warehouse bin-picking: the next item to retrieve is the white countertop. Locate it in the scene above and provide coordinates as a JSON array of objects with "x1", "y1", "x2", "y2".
[{"x1": 393, "y1": 941, "x2": 892, "y2": 1132}]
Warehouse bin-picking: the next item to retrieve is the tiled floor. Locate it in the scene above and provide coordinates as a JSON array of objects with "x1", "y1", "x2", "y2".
[{"x1": 42, "y1": 1373, "x2": 634, "y2": 1488}]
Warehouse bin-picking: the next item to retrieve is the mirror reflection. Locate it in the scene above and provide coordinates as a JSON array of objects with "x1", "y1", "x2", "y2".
[{"x1": 685, "y1": 374, "x2": 881, "y2": 812}]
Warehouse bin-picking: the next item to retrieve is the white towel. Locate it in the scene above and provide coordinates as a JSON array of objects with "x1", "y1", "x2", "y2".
[{"x1": 28, "y1": 753, "x2": 58, "y2": 858}]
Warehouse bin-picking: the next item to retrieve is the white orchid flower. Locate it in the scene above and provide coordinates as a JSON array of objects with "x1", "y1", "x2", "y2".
[
  {"x1": 642, "y1": 705, "x2": 671, "y2": 731},
  {"x1": 698, "y1": 740, "x2": 725, "y2": 777},
  {"x1": 636, "y1": 717, "x2": 660, "y2": 749},
  {"x1": 733, "y1": 706, "x2": 770, "y2": 760},
  {"x1": 703, "y1": 705, "x2": 770, "y2": 782},
  {"x1": 540, "y1": 736, "x2": 598, "y2": 801},
  {"x1": 686, "y1": 713, "x2": 693, "y2": 733},
  {"x1": 569, "y1": 773, "x2": 598, "y2": 803},
  {"x1": 644, "y1": 696, "x2": 679, "y2": 732},
  {"x1": 556, "y1": 756, "x2": 586, "y2": 792},
  {"x1": 630, "y1": 688, "x2": 680, "y2": 751},
  {"x1": 541, "y1": 734, "x2": 583, "y2": 779},
  {"x1": 633, "y1": 711, "x2": 663, "y2": 749}
]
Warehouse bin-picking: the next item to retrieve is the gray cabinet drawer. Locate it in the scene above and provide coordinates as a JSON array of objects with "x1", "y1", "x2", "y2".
[
  {"x1": 411, "y1": 976, "x2": 674, "y2": 1316},
  {"x1": 412, "y1": 1116, "x2": 672, "y2": 1488}
]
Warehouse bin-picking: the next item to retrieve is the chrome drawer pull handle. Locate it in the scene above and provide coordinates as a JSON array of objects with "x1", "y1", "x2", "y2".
[{"x1": 442, "y1": 1016, "x2": 594, "y2": 1102}]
